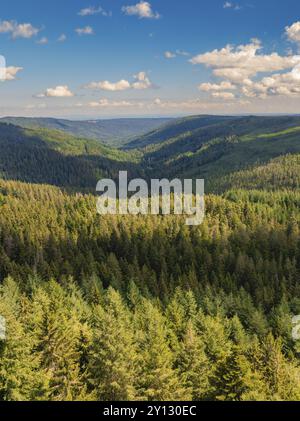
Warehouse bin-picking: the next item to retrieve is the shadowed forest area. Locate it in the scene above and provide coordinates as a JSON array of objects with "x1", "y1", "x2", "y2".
[{"x1": 1, "y1": 116, "x2": 300, "y2": 400}]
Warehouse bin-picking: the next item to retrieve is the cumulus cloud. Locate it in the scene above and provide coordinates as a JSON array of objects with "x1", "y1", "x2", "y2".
[
  {"x1": 36, "y1": 37, "x2": 48, "y2": 45},
  {"x1": 223, "y1": 2, "x2": 241, "y2": 10},
  {"x1": 57, "y1": 34, "x2": 66, "y2": 42},
  {"x1": 192, "y1": 27, "x2": 300, "y2": 102},
  {"x1": 0, "y1": 20, "x2": 40, "y2": 39},
  {"x1": 122, "y1": 2, "x2": 160, "y2": 19},
  {"x1": 86, "y1": 97, "x2": 239, "y2": 111},
  {"x1": 190, "y1": 39, "x2": 300, "y2": 83},
  {"x1": 38, "y1": 85, "x2": 74, "y2": 98},
  {"x1": 176, "y1": 49, "x2": 190, "y2": 57},
  {"x1": 153, "y1": 97, "x2": 198, "y2": 109},
  {"x1": 164, "y1": 50, "x2": 189, "y2": 59},
  {"x1": 66, "y1": 96, "x2": 255, "y2": 115},
  {"x1": 286, "y1": 21, "x2": 300, "y2": 43},
  {"x1": 85, "y1": 72, "x2": 153, "y2": 91},
  {"x1": 131, "y1": 71, "x2": 153, "y2": 89},
  {"x1": 242, "y1": 65, "x2": 300, "y2": 98},
  {"x1": 86, "y1": 79, "x2": 131, "y2": 91},
  {"x1": 88, "y1": 99, "x2": 135, "y2": 108},
  {"x1": 152, "y1": 97, "x2": 237, "y2": 111},
  {"x1": 212, "y1": 67, "x2": 254, "y2": 84},
  {"x1": 211, "y1": 91, "x2": 235, "y2": 100},
  {"x1": 75, "y1": 26, "x2": 94, "y2": 36},
  {"x1": 164, "y1": 51, "x2": 176, "y2": 59},
  {"x1": 78, "y1": 6, "x2": 111, "y2": 17},
  {"x1": 199, "y1": 81, "x2": 236, "y2": 91},
  {"x1": 1, "y1": 66, "x2": 23, "y2": 81}
]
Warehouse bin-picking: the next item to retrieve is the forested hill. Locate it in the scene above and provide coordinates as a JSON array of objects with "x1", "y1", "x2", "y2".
[
  {"x1": 124, "y1": 115, "x2": 300, "y2": 150},
  {"x1": 124, "y1": 115, "x2": 237, "y2": 149},
  {"x1": 0, "y1": 117, "x2": 171, "y2": 146},
  {"x1": 128, "y1": 115, "x2": 300, "y2": 191},
  {"x1": 0, "y1": 123, "x2": 141, "y2": 189},
  {"x1": 1, "y1": 115, "x2": 300, "y2": 192},
  {"x1": 1, "y1": 178, "x2": 300, "y2": 400},
  {"x1": 1, "y1": 116, "x2": 300, "y2": 401}
]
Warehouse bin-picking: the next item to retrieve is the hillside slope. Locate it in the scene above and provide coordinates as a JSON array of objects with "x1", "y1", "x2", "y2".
[
  {"x1": 124, "y1": 115, "x2": 235, "y2": 149},
  {"x1": 0, "y1": 123, "x2": 141, "y2": 190},
  {"x1": 0, "y1": 117, "x2": 171, "y2": 146},
  {"x1": 1, "y1": 116, "x2": 300, "y2": 193},
  {"x1": 135, "y1": 116, "x2": 300, "y2": 191},
  {"x1": 209, "y1": 154, "x2": 300, "y2": 193}
]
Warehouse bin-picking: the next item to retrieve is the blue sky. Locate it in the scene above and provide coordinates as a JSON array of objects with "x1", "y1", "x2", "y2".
[{"x1": 1, "y1": 0, "x2": 300, "y2": 118}]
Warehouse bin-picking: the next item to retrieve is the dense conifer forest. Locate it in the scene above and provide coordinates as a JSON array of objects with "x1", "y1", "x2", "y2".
[{"x1": 1, "y1": 115, "x2": 300, "y2": 401}]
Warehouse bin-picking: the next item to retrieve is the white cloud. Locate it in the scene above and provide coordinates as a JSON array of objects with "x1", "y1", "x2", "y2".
[
  {"x1": 164, "y1": 50, "x2": 189, "y2": 59},
  {"x1": 36, "y1": 37, "x2": 48, "y2": 45},
  {"x1": 152, "y1": 97, "x2": 237, "y2": 111},
  {"x1": 190, "y1": 39, "x2": 300, "y2": 84},
  {"x1": 212, "y1": 68, "x2": 254, "y2": 84},
  {"x1": 0, "y1": 20, "x2": 40, "y2": 39},
  {"x1": 78, "y1": 6, "x2": 111, "y2": 17},
  {"x1": 122, "y1": 2, "x2": 160, "y2": 19},
  {"x1": 223, "y1": 2, "x2": 241, "y2": 10},
  {"x1": 0, "y1": 21, "x2": 14, "y2": 33},
  {"x1": 164, "y1": 51, "x2": 176, "y2": 59},
  {"x1": 192, "y1": 27, "x2": 300, "y2": 102},
  {"x1": 242, "y1": 65, "x2": 300, "y2": 98},
  {"x1": 85, "y1": 71, "x2": 153, "y2": 91},
  {"x1": 82, "y1": 97, "x2": 239, "y2": 111},
  {"x1": 286, "y1": 21, "x2": 300, "y2": 43},
  {"x1": 211, "y1": 91, "x2": 235, "y2": 100},
  {"x1": 12, "y1": 24, "x2": 39, "y2": 39},
  {"x1": 88, "y1": 99, "x2": 135, "y2": 108},
  {"x1": 86, "y1": 79, "x2": 131, "y2": 91},
  {"x1": 176, "y1": 49, "x2": 190, "y2": 57},
  {"x1": 57, "y1": 34, "x2": 66, "y2": 42},
  {"x1": 131, "y1": 71, "x2": 153, "y2": 89},
  {"x1": 1, "y1": 66, "x2": 23, "y2": 81},
  {"x1": 199, "y1": 81, "x2": 236, "y2": 91},
  {"x1": 38, "y1": 85, "x2": 74, "y2": 98},
  {"x1": 75, "y1": 26, "x2": 94, "y2": 36}
]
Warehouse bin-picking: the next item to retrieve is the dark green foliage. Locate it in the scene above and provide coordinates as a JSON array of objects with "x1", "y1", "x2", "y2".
[
  {"x1": 1, "y1": 114, "x2": 300, "y2": 401},
  {"x1": 0, "y1": 274, "x2": 299, "y2": 401},
  {"x1": 0, "y1": 123, "x2": 140, "y2": 191},
  {"x1": 0, "y1": 117, "x2": 171, "y2": 146},
  {"x1": 0, "y1": 178, "x2": 299, "y2": 400},
  {"x1": 88, "y1": 288, "x2": 139, "y2": 400},
  {"x1": 3, "y1": 115, "x2": 300, "y2": 193}
]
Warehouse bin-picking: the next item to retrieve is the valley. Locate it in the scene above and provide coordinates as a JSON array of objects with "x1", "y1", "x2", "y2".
[{"x1": 1, "y1": 114, "x2": 300, "y2": 401}]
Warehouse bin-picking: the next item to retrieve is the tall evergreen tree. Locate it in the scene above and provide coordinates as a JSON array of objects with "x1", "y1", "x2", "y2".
[
  {"x1": 135, "y1": 299, "x2": 187, "y2": 400},
  {"x1": 88, "y1": 287, "x2": 139, "y2": 400}
]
